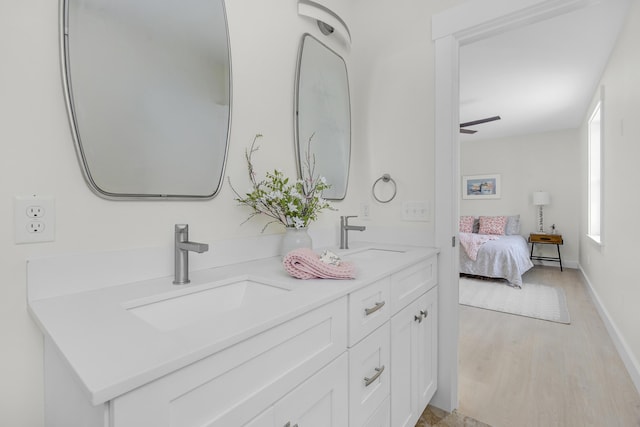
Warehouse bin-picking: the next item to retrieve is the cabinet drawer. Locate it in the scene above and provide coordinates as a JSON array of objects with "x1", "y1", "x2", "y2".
[
  {"x1": 529, "y1": 233, "x2": 563, "y2": 244},
  {"x1": 348, "y1": 277, "x2": 391, "y2": 346},
  {"x1": 349, "y1": 322, "x2": 390, "y2": 427},
  {"x1": 390, "y1": 257, "x2": 437, "y2": 314},
  {"x1": 111, "y1": 297, "x2": 348, "y2": 427},
  {"x1": 363, "y1": 396, "x2": 390, "y2": 427}
]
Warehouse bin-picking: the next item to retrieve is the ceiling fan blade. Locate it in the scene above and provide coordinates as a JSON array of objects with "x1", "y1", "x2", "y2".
[
  {"x1": 460, "y1": 128, "x2": 477, "y2": 134},
  {"x1": 460, "y1": 115, "x2": 501, "y2": 128}
]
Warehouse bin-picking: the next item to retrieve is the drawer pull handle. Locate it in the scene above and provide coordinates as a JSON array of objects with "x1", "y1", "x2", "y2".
[
  {"x1": 364, "y1": 365, "x2": 385, "y2": 387},
  {"x1": 364, "y1": 301, "x2": 386, "y2": 316},
  {"x1": 284, "y1": 423, "x2": 298, "y2": 427},
  {"x1": 421, "y1": 309, "x2": 428, "y2": 318},
  {"x1": 415, "y1": 314, "x2": 422, "y2": 323}
]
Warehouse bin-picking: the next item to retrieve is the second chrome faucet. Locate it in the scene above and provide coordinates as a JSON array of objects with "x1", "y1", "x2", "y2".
[
  {"x1": 173, "y1": 224, "x2": 209, "y2": 285},
  {"x1": 340, "y1": 215, "x2": 366, "y2": 250}
]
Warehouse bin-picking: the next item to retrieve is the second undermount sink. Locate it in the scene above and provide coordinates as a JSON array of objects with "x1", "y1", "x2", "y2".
[
  {"x1": 344, "y1": 248, "x2": 406, "y2": 261},
  {"x1": 124, "y1": 277, "x2": 290, "y2": 331}
]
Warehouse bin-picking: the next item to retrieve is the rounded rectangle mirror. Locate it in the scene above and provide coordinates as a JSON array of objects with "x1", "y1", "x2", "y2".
[
  {"x1": 61, "y1": 0, "x2": 232, "y2": 199},
  {"x1": 295, "y1": 34, "x2": 351, "y2": 201}
]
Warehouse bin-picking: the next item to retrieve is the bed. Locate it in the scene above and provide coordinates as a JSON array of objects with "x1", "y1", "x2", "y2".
[{"x1": 458, "y1": 215, "x2": 534, "y2": 287}]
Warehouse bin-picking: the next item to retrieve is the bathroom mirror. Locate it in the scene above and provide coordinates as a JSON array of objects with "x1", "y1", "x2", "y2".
[
  {"x1": 295, "y1": 34, "x2": 351, "y2": 200},
  {"x1": 61, "y1": 0, "x2": 231, "y2": 199}
]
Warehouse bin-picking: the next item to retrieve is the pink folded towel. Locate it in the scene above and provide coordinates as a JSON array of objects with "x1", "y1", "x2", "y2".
[{"x1": 283, "y1": 248, "x2": 356, "y2": 280}]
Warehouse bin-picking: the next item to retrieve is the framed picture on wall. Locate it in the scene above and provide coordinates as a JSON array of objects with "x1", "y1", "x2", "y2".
[{"x1": 462, "y1": 174, "x2": 501, "y2": 199}]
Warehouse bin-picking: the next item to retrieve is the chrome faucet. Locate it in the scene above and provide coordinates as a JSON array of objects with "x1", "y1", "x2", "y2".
[
  {"x1": 340, "y1": 215, "x2": 366, "y2": 250},
  {"x1": 173, "y1": 224, "x2": 209, "y2": 285}
]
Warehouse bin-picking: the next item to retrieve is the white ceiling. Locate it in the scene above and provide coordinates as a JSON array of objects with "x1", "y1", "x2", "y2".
[{"x1": 459, "y1": 0, "x2": 631, "y2": 141}]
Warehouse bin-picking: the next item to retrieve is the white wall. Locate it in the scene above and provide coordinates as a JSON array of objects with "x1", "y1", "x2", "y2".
[
  {"x1": 461, "y1": 129, "x2": 581, "y2": 266},
  {"x1": 350, "y1": 0, "x2": 465, "y2": 231},
  {"x1": 579, "y1": 0, "x2": 640, "y2": 391},
  {"x1": 0, "y1": 1, "x2": 459, "y2": 425}
]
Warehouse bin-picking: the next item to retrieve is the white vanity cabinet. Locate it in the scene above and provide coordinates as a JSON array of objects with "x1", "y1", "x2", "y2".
[
  {"x1": 390, "y1": 287, "x2": 438, "y2": 427},
  {"x1": 36, "y1": 245, "x2": 439, "y2": 427},
  {"x1": 347, "y1": 255, "x2": 438, "y2": 427}
]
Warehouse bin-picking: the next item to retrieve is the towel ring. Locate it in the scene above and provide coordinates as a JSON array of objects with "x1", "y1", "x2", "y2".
[{"x1": 372, "y1": 173, "x2": 397, "y2": 203}]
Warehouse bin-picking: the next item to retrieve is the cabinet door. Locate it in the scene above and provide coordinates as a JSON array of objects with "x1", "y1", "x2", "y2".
[
  {"x1": 416, "y1": 288, "x2": 438, "y2": 409},
  {"x1": 390, "y1": 300, "x2": 420, "y2": 427},
  {"x1": 390, "y1": 287, "x2": 439, "y2": 427},
  {"x1": 275, "y1": 353, "x2": 349, "y2": 427}
]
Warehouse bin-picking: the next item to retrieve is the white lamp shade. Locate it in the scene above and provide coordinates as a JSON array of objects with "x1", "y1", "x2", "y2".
[{"x1": 532, "y1": 191, "x2": 550, "y2": 206}]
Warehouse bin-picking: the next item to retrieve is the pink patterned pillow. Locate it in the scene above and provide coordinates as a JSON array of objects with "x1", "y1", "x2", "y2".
[
  {"x1": 459, "y1": 216, "x2": 475, "y2": 233},
  {"x1": 478, "y1": 216, "x2": 507, "y2": 235}
]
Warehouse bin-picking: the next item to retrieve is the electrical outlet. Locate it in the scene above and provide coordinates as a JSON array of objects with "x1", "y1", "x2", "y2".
[
  {"x1": 26, "y1": 221, "x2": 46, "y2": 233},
  {"x1": 26, "y1": 205, "x2": 45, "y2": 218},
  {"x1": 15, "y1": 195, "x2": 55, "y2": 244}
]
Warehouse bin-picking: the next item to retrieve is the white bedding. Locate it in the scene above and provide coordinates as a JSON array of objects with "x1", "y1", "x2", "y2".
[{"x1": 459, "y1": 233, "x2": 534, "y2": 287}]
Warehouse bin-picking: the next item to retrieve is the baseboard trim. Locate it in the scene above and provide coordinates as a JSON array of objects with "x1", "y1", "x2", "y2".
[{"x1": 578, "y1": 264, "x2": 640, "y2": 395}]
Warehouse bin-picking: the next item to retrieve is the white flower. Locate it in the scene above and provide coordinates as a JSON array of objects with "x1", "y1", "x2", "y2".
[
  {"x1": 290, "y1": 188, "x2": 302, "y2": 199},
  {"x1": 293, "y1": 217, "x2": 305, "y2": 228},
  {"x1": 319, "y1": 176, "x2": 327, "y2": 185},
  {"x1": 287, "y1": 202, "x2": 298, "y2": 213},
  {"x1": 267, "y1": 191, "x2": 283, "y2": 200}
]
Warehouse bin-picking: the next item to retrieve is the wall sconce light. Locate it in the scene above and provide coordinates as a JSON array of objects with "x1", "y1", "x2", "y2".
[
  {"x1": 298, "y1": 0, "x2": 351, "y2": 46},
  {"x1": 317, "y1": 20, "x2": 334, "y2": 35},
  {"x1": 532, "y1": 191, "x2": 550, "y2": 233}
]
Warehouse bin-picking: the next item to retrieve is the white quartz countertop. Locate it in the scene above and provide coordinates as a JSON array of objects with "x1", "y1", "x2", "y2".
[{"x1": 28, "y1": 242, "x2": 438, "y2": 405}]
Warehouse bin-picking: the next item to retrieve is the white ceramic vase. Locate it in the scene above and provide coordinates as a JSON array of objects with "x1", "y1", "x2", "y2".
[{"x1": 280, "y1": 227, "x2": 312, "y2": 257}]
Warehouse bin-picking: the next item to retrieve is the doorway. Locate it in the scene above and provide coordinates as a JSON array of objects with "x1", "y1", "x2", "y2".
[{"x1": 431, "y1": 0, "x2": 594, "y2": 412}]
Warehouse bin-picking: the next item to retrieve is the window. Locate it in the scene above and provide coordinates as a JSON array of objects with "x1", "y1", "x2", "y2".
[{"x1": 588, "y1": 98, "x2": 602, "y2": 244}]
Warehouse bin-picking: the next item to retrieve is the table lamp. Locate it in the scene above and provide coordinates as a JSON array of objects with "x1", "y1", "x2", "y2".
[{"x1": 532, "y1": 191, "x2": 550, "y2": 233}]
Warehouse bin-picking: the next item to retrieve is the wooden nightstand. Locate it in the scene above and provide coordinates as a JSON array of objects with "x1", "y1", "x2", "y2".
[{"x1": 528, "y1": 233, "x2": 563, "y2": 271}]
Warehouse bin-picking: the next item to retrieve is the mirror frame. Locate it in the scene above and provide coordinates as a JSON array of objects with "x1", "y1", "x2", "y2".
[
  {"x1": 59, "y1": 0, "x2": 233, "y2": 200},
  {"x1": 294, "y1": 33, "x2": 351, "y2": 201}
]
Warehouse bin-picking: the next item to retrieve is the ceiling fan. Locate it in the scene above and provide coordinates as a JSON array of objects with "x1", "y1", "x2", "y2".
[{"x1": 459, "y1": 115, "x2": 501, "y2": 134}]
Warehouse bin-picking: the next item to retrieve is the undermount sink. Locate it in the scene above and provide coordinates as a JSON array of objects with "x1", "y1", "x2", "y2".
[
  {"x1": 124, "y1": 277, "x2": 290, "y2": 331},
  {"x1": 344, "y1": 248, "x2": 406, "y2": 261}
]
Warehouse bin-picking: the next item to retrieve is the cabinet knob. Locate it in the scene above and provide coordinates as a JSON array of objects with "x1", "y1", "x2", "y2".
[
  {"x1": 420, "y1": 309, "x2": 428, "y2": 318},
  {"x1": 414, "y1": 314, "x2": 422, "y2": 323}
]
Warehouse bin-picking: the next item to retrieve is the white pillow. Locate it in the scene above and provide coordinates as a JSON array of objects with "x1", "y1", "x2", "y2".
[{"x1": 505, "y1": 215, "x2": 521, "y2": 235}]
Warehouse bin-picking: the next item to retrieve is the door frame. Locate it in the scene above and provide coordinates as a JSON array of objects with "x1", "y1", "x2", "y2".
[{"x1": 431, "y1": 0, "x2": 592, "y2": 411}]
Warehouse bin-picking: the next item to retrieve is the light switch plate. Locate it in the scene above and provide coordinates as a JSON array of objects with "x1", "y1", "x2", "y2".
[
  {"x1": 402, "y1": 200, "x2": 430, "y2": 222},
  {"x1": 14, "y1": 195, "x2": 55, "y2": 244}
]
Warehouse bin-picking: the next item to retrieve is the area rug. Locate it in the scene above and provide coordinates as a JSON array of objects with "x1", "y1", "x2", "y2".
[{"x1": 459, "y1": 277, "x2": 570, "y2": 324}]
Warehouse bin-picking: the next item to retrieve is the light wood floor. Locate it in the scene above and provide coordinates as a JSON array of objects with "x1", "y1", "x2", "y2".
[{"x1": 458, "y1": 266, "x2": 640, "y2": 427}]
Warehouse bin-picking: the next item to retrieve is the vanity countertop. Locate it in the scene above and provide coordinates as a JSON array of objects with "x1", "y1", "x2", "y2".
[{"x1": 28, "y1": 242, "x2": 438, "y2": 405}]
